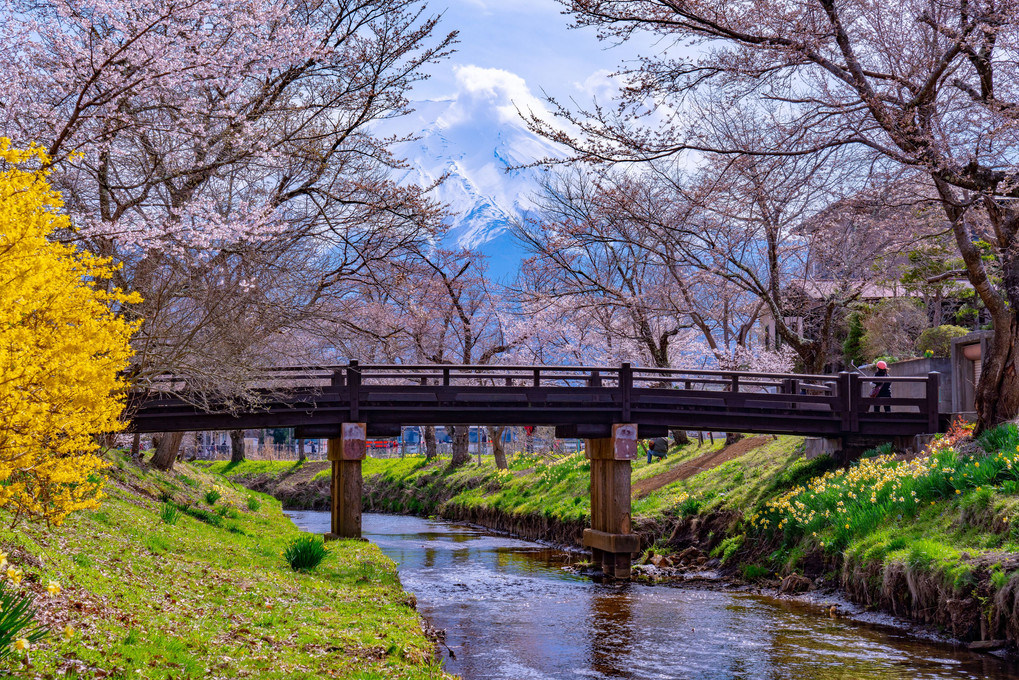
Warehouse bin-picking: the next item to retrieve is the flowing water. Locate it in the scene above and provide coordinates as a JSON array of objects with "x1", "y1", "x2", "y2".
[{"x1": 287, "y1": 511, "x2": 1019, "y2": 680}]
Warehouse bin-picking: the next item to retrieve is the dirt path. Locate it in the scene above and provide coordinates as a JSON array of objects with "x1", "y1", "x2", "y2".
[
  {"x1": 273, "y1": 460, "x2": 329, "y2": 490},
  {"x1": 632, "y1": 436, "x2": 772, "y2": 498},
  {"x1": 231, "y1": 460, "x2": 331, "y2": 508}
]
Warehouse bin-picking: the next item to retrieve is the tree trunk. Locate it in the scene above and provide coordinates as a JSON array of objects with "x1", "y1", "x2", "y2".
[
  {"x1": 941, "y1": 186, "x2": 1019, "y2": 431},
  {"x1": 724, "y1": 432, "x2": 744, "y2": 446},
  {"x1": 424, "y1": 426, "x2": 437, "y2": 460},
  {"x1": 130, "y1": 431, "x2": 141, "y2": 460},
  {"x1": 671, "y1": 430, "x2": 690, "y2": 447},
  {"x1": 448, "y1": 425, "x2": 471, "y2": 469},
  {"x1": 976, "y1": 320, "x2": 1019, "y2": 430},
  {"x1": 298, "y1": 438, "x2": 306, "y2": 463},
  {"x1": 151, "y1": 431, "x2": 184, "y2": 471},
  {"x1": 230, "y1": 430, "x2": 245, "y2": 464},
  {"x1": 488, "y1": 425, "x2": 508, "y2": 470}
]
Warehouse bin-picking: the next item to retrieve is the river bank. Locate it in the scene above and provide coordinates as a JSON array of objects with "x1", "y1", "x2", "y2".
[
  {"x1": 0, "y1": 450, "x2": 450, "y2": 679},
  {"x1": 292, "y1": 510, "x2": 1019, "y2": 680},
  {"x1": 206, "y1": 426, "x2": 1019, "y2": 653}
]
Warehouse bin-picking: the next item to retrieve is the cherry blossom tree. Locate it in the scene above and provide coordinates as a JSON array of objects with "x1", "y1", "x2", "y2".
[
  {"x1": 539, "y1": 0, "x2": 1019, "y2": 428},
  {"x1": 515, "y1": 168, "x2": 755, "y2": 369},
  {"x1": 316, "y1": 248, "x2": 536, "y2": 468},
  {"x1": 2, "y1": 0, "x2": 453, "y2": 361},
  {"x1": 2, "y1": 0, "x2": 455, "y2": 467}
]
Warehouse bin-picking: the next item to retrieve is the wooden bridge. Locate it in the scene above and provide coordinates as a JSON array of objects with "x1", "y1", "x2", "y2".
[{"x1": 129, "y1": 362, "x2": 945, "y2": 578}]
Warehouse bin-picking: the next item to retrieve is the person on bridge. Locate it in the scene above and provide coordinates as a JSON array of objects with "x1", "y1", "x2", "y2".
[
  {"x1": 647, "y1": 436, "x2": 669, "y2": 463},
  {"x1": 871, "y1": 361, "x2": 892, "y2": 413}
]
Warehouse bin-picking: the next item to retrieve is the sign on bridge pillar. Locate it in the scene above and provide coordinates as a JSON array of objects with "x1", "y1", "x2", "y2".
[
  {"x1": 583, "y1": 423, "x2": 639, "y2": 579},
  {"x1": 326, "y1": 422, "x2": 366, "y2": 540}
]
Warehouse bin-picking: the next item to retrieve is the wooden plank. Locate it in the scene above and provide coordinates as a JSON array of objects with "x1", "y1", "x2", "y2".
[
  {"x1": 582, "y1": 529, "x2": 640, "y2": 554},
  {"x1": 365, "y1": 392, "x2": 439, "y2": 402},
  {"x1": 545, "y1": 394, "x2": 615, "y2": 403},
  {"x1": 453, "y1": 393, "x2": 528, "y2": 402}
]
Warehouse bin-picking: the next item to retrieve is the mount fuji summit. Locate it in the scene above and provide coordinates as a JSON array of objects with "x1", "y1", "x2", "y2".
[{"x1": 380, "y1": 74, "x2": 567, "y2": 281}]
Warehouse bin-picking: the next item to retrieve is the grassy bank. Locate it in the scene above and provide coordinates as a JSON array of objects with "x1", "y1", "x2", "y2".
[
  {"x1": 202, "y1": 429, "x2": 1019, "y2": 643},
  {"x1": 1, "y1": 451, "x2": 449, "y2": 679}
]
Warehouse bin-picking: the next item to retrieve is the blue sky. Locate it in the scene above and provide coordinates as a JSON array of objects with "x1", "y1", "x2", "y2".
[{"x1": 411, "y1": 0, "x2": 652, "y2": 120}]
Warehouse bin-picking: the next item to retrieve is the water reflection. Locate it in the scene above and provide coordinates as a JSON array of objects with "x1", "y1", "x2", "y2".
[
  {"x1": 286, "y1": 511, "x2": 1019, "y2": 680},
  {"x1": 588, "y1": 587, "x2": 634, "y2": 678}
]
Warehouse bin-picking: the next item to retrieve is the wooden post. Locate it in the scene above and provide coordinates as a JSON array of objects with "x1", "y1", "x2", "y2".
[
  {"x1": 619, "y1": 363, "x2": 632, "y2": 422},
  {"x1": 837, "y1": 372, "x2": 851, "y2": 433},
  {"x1": 583, "y1": 423, "x2": 639, "y2": 579},
  {"x1": 927, "y1": 372, "x2": 941, "y2": 433},
  {"x1": 347, "y1": 360, "x2": 360, "y2": 422},
  {"x1": 849, "y1": 373, "x2": 861, "y2": 432},
  {"x1": 326, "y1": 422, "x2": 366, "y2": 540}
]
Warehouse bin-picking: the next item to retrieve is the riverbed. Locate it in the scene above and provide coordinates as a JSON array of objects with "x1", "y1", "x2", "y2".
[{"x1": 287, "y1": 511, "x2": 1019, "y2": 679}]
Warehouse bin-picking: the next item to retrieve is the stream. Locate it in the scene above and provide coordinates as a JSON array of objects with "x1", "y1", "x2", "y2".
[{"x1": 287, "y1": 511, "x2": 1019, "y2": 680}]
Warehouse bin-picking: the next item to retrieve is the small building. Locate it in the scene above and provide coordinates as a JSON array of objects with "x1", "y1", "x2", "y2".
[{"x1": 950, "y1": 330, "x2": 993, "y2": 416}]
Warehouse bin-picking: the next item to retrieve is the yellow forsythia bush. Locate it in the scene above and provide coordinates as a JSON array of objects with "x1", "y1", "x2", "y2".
[{"x1": 0, "y1": 139, "x2": 140, "y2": 524}]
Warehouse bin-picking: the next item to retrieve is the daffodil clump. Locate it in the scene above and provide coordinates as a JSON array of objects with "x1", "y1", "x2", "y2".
[
  {"x1": 0, "y1": 550, "x2": 72, "y2": 661},
  {"x1": 204, "y1": 484, "x2": 224, "y2": 506},
  {"x1": 750, "y1": 423, "x2": 1019, "y2": 551},
  {"x1": 535, "y1": 451, "x2": 589, "y2": 486}
]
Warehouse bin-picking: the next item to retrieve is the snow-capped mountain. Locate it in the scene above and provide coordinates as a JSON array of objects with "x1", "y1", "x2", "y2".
[{"x1": 378, "y1": 71, "x2": 566, "y2": 280}]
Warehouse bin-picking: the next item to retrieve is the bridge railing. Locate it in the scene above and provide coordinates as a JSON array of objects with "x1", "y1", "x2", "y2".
[{"x1": 136, "y1": 362, "x2": 942, "y2": 435}]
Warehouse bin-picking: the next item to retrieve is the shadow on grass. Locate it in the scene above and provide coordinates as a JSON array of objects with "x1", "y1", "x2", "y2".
[{"x1": 220, "y1": 459, "x2": 307, "y2": 480}]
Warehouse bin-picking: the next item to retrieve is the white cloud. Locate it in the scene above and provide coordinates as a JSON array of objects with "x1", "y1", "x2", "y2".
[
  {"x1": 439, "y1": 65, "x2": 555, "y2": 128},
  {"x1": 575, "y1": 69, "x2": 626, "y2": 102}
]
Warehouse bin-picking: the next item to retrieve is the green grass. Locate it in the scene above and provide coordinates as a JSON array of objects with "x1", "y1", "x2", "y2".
[
  {"x1": 359, "y1": 437, "x2": 806, "y2": 528},
  {"x1": 200, "y1": 459, "x2": 307, "y2": 480},
  {"x1": 203, "y1": 426, "x2": 1019, "y2": 639},
  {"x1": 358, "y1": 430, "x2": 1019, "y2": 613},
  {"x1": 158, "y1": 502, "x2": 181, "y2": 525},
  {"x1": 284, "y1": 534, "x2": 329, "y2": 572},
  {"x1": 0, "y1": 450, "x2": 450, "y2": 679}
]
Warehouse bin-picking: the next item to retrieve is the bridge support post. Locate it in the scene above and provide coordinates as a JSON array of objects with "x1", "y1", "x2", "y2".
[
  {"x1": 583, "y1": 424, "x2": 639, "y2": 579},
  {"x1": 326, "y1": 422, "x2": 366, "y2": 540}
]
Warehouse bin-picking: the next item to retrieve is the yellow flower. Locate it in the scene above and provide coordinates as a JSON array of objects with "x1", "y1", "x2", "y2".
[
  {"x1": 13, "y1": 638, "x2": 29, "y2": 652},
  {"x1": 6, "y1": 567, "x2": 22, "y2": 585},
  {"x1": 47, "y1": 580, "x2": 61, "y2": 596},
  {"x1": 956, "y1": 489, "x2": 961, "y2": 495},
  {"x1": 0, "y1": 142, "x2": 136, "y2": 525},
  {"x1": 63, "y1": 624, "x2": 75, "y2": 640},
  {"x1": 0, "y1": 551, "x2": 6, "y2": 568}
]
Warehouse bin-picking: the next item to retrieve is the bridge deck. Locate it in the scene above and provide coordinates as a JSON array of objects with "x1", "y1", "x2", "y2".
[{"x1": 128, "y1": 363, "x2": 944, "y2": 439}]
